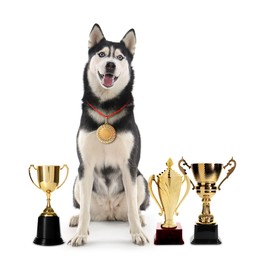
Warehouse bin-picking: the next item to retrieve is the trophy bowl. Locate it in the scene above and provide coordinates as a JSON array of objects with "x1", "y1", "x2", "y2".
[
  {"x1": 191, "y1": 163, "x2": 223, "y2": 184},
  {"x1": 37, "y1": 165, "x2": 61, "y2": 192},
  {"x1": 29, "y1": 164, "x2": 69, "y2": 245}
]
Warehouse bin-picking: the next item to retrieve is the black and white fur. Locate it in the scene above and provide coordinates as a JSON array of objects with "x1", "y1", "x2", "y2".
[{"x1": 68, "y1": 24, "x2": 150, "y2": 246}]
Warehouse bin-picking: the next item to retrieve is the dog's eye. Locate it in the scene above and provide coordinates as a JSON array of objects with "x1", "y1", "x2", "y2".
[
  {"x1": 116, "y1": 55, "x2": 124, "y2": 61},
  {"x1": 98, "y1": 52, "x2": 106, "y2": 58}
]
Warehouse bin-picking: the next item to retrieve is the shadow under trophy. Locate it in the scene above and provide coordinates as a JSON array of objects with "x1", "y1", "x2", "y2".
[
  {"x1": 148, "y1": 158, "x2": 190, "y2": 245},
  {"x1": 178, "y1": 157, "x2": 236, "y2": 245},
  {"x1": 29, "y1": 164, "x2": 69, "y2": 246}
]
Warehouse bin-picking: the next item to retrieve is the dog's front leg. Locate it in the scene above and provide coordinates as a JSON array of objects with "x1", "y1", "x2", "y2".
[
  {"x1": 122, "y1": 165, "x2": 149, "y2": 245},
  {"x1": 68, "y1": 168, "x2": 94, "y2": 246}
]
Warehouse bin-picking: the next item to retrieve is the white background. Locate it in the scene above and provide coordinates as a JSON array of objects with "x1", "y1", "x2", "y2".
[{"x1": 0, "y1": 0, "x2": 259, "y2": 258}]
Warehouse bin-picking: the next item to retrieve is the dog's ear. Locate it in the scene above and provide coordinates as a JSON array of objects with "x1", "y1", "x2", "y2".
[
  {"x1": 88, "y1": 24, "x2": 105, "y2": 49},
  {"x1": 121, "y1": 29, "x2": 136, "y2": 55}
]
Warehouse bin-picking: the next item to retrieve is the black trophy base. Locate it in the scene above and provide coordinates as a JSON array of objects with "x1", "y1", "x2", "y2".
[
  {"x1": 191, "y1": 223, "x2": 221, "y2": 245},
  {"x1": 154, "y1": 222, "x2": 184, "y2": 245},
  {"x1": 33, "y1": 215, "x2": 64, "y2": 246}
]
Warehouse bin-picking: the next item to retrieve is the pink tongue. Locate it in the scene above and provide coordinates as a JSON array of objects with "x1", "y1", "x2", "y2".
[{"x1": 103, "y1": 75, "x2": 113, "y2": 87}]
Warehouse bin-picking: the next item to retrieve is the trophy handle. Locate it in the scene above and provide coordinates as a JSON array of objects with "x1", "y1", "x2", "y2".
[
  {"x1": 175, "y1": 173, "x2": 191, "y2": 216},
  {"x1": 57, "y1": 164, "x2": 69, "y2": 189},
  {"x1": 148, "y1": 175, "x2": 164, "y2": 216},
  {"x1": 218, "y1": 157, "x2": 236, "y2": 190},
  {"x1": 28, "y1": 164, "x2": 41, "y2": 189},
  {"x1": 178, "y1": 157, "x2": 196, "y2": 190}
]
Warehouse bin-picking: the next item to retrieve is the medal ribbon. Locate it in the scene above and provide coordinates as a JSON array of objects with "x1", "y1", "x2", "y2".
[{"x1": 86, "y1": 101, "x2": 129, "y2": 120}]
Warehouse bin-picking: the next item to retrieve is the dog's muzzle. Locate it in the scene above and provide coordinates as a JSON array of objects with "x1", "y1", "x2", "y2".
[{"x1": 98, "y1": 62, "x2": 119, "y2": 88}]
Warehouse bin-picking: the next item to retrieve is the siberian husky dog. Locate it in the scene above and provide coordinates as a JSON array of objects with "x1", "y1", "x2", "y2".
[{"x1": 68, "y1": 24, "x2": 150, "y2": 246}]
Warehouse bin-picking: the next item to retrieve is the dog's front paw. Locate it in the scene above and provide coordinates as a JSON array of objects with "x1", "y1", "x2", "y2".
[
  {"x1": 131, "y1": 231, "x2": 149, "y2": 246},
  {"x1": 68, "y1": 233, "x2": 88, "y2": 247}
]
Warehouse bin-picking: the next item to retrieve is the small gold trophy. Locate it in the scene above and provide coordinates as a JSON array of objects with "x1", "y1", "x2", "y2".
[
  {"x1": 29, "y1": 164, "x2": 69, "y2": 246},
  {"x1": 178, "y1": 157, "x2": 236, "y2": 244},
  {"x1": 148, "y1": 158, "x2": 190, "y2": 244}
]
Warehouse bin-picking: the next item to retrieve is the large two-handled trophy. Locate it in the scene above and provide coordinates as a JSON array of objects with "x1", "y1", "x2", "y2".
[
  {"x1": 148, "y1": 158, "x2": 190, "y2": 245},
  {"x1": 29, "y1": 164, "x2": 69, "y2": 246},
  {"x1": 178, "y1": 157, "x2": 236, "y2": 244}
]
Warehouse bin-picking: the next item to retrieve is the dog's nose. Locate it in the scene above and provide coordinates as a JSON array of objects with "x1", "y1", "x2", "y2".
[{"x1": 106, "y1": 62, "x2": 116, "y2": 73}]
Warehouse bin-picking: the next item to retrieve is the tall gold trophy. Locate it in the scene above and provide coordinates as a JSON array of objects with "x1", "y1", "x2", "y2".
[
  {"x1": 148, "y1": 158, "x2": 190, "y2": 245},
  {"x1": 29, "y1": 164, "x2": 69, "y2": 246},
  {"x1": 178, "y1": 157, "x2": 236, "y2": 244}
]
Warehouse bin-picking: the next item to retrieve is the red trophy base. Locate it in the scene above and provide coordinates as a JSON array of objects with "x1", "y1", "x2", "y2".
[{"x1": 154, "y1": 222, "x2": 184, "y2": 245}]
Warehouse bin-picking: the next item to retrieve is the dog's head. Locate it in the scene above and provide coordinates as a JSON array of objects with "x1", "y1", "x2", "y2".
[{"x1": 86, "y1": 24, "x2": 136, "y2": 101}]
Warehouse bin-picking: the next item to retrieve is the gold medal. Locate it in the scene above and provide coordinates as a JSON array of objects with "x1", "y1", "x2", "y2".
[
  {"x1": 96, "y1": 123, "x2": 116, "y2": 144},
  {"x1": 86, "y1": 100, "x2": 129, "y2": 144}
]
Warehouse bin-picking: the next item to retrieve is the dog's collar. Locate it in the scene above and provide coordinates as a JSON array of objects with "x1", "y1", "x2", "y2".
[{"x1": 86, "y1": 101, "x2": 129, "y2": 120}]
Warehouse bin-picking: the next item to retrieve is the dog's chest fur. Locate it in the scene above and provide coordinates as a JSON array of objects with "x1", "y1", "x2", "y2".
[
  {"x1": 77, "y1": 127, "x2": 135, "y2": 220},
  {"x1": 78, "y1": 127, "x2": 134, "y2": 194}
]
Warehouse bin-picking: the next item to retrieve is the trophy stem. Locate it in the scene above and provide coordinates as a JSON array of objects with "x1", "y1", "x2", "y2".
[
  {"x1": 161, "y1": 219, "x2": 177, "y2": 229},
  {"x1": 41, "y1": 191, "x2": 56, "y2": 217},
  {"x1": 46, "y1": 191, "x2": 51, "y2": 208},
  {"x1": 198, "y1": 197, "x2": 214, "y2": 224}
]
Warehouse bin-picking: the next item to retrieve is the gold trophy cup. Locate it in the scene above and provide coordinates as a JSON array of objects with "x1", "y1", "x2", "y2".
[
  {"x1": 148, "y1": 158, "x2": 190, "y2": 244},
  {"x1": 29, "y1": 164, "x2": 69, "y2": 246},
  {"x1": 178, "y1": 157, "x2": 236, "y2": 244}
]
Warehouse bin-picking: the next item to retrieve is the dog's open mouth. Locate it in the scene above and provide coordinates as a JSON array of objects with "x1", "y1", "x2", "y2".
[{"x1": 98, "y1": 72, "x2": 118, "y2": 88}]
